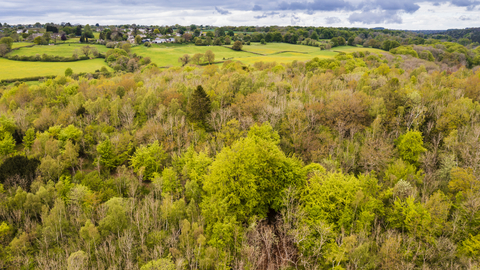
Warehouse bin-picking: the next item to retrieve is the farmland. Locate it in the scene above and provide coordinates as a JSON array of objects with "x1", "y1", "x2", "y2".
[
  {"x1": 1, "y1": 42, "x2": 384, "y2": 81},
  {"x1": 0, "y1": 58, "x2": 111, "y2": 80},
  {"x1": 132, "y1": 43, "x2": 385, "y2": 67},
  {"x1": 8, "y1": 43, "x2": 109, "y2": 57}
]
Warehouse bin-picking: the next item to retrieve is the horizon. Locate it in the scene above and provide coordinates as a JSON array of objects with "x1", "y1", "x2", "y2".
[{"x1": 1, "y1": 0, "x2": 480, "y2": 31}]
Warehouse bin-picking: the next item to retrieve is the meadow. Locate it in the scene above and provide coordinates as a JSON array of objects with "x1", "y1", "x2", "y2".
[
  {"x1": 1, "y1": 41, "x2": 384, "y2": 81},
  {"x1": 8, "y1": 43, "x2": 109, "y2": 57},
  {"x1": 0, "y1": 58, "x2": 111, "y2": 80},
  {"x1": 11, "y1": 42, "x2": 33, "y2": 49},
  {"x1": 133, "y1": 43, "x2": 384, "y2": 67}
]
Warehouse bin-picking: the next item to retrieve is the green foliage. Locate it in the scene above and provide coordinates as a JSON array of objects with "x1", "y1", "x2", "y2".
[
  {"x1": 202, "y1": 123, "x2": 304, "y2": 229},
  {"x1": 0, "y1": 132, "x2": 15, "y2": 157},
  {"x1": 141, "y1": 257, "x2": 176, "y2": 270},
  {"x1": 187, "y1": 85, "x2": 211, "y2": 125},
  {"x1": 130, "y1": 140, "x2": 167, "y2": 181},
  {"x1": 396, "y1": 130, "x2": 426, "y2": 165},
  {"x1": 65, "y1": 67, "x2": 73, "y2": 77},
  {"x1": 232, "y1": 40, "x2": 243, "y2": 51},
  {"x1": 390, "y1": 46, "x2": 419, "y2": 58},
  {"x1": 96, "y1": 138, "x2": 117, "y2": 171}
]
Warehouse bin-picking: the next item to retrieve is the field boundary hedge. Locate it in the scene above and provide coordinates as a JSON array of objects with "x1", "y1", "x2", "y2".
[{"x1": 4, "y1": 53, "x2": 105, "y2": 62}]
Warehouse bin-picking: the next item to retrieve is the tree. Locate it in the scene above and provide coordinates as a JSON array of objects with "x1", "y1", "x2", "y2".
[
  {"x1": 135, "y1": 35, "x2": 142, "y2": 44},
  {"x1": 42, "y1": 32, "x2": 51, "y2": 44},
  {"x1": 187, "y1": 85, "x2": 211, "y2": 124},
  {"x1": 0, "y1": 44, "x2": 9, "y2": 57},
  {"x1": 204, "y1": 50, "x2": 215, "y2": 64},
  {"x1": 75, "y1": 25, "x2": 82, "y2": 36},
  {"x1": 130, "y1": 140, "x2": 167, "y2": 181},
  {"x1": 201, "y1": 123, "x2": 304, "y2": 230},
  {"x1": 153, "y1": 28, "x2": 160, "y2": 34},
  {"x1": 83, "y1": 24, "x2": 94, "y2": 38},
  {"x1": 65, "y1": 68, "x2": 73, "y2": 77},
  {"x1": 119, "y1": 43, "x2": 130, "y2": 53},
  {"x1": 80, "y1": 45, "x2": 90, "y2": 57},
  {"x1": 348, "y1": 36, "x2": 355, "y2": 46},
  {"x1": 23, "y1": 128, "x2": 36, "y2": 153},
  {"x1": 141, "y1": 258, "x2": 175, "y2": 270},
  {"x1": 62, "y1": 140, "x2": 79, "y2": 173},
  {"x1": 224, "y1": 36, "x2": 231, "y2": 45},
  {"x1": 260, "y1": 38, "x2": 266, "y2": 45},
  {"x1": 191, "y1": 53, "x2": 203, "y2": 65},
  {"x1": 61, "y1": 34, "x2": 67, "y2": 41},
  {"x1": 397, "y1": 130, "x2": 426, "y2": 165},
  {"x1": 96, "y1": 138, "x2": 117, "y2": 171},
  {"x1": 0, "y1": 37, "x2": 13, "y2": 50},
  {"x1": 33, "y1": 36, "x2": 46, "y2": 45},
  {"x1": 193, "y1": 29, "x2": 201, "y2": 37},
  {"x1": 178, "y1": 54, "x2": 191, "y2": 66},
  {"x1": 0, "y1": 132, "x2": 15, "y2": 157},
  {"x1": 232, "y1": 40, "x2": 243, "y2": 51}
]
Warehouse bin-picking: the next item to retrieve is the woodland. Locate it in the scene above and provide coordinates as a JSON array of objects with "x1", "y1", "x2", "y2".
[{"x1": 1, "y1": 40, "x2": 480, "y2": 270}]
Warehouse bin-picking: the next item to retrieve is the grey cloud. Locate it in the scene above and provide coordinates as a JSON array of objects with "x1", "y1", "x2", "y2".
[
  {"x1": 304, "y1": 9, "x2": 315, "y2": 15},
  {"x1": 291, "y1": 14, "x2": 302, "y2": 25},
  {"x1": 459, "y1": 15, "x2": 472, "y2": 20},
  {"x1": 278, "y1": 0, "x2": 353, "y2": 11},
  {"x1": 252, "y1": 4, "x2": 262, "y2": 11},
  {"x1": 348, "y1": 9, "x2": 402, "y2": 24},
  {"x1": 254, "y1": 11, "x2": 279, "y2": 19},
  {"x1": 325, "y1": 17, "x2": 341, "y2": 24},
  {"x1": 215, "y1": 6, "x2": 231, "y2": 15}
]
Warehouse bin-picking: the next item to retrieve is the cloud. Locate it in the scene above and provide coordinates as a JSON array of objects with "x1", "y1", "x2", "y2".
[
  {"x1": 215, "y1": 6, "x2": 231, "y2": 15},
  {"x1": 459, "y1": 15, "x2": 472, "y2": 20},
  {"x1": 304, "y1": 9, "x2": 315, "y2": 15},
  {"x1": 278, "y1": 0, "x2": 353, "y2": 11},
  {"x1": 348, "y1": 9, "x2": 403, "y2": 24},
  {"x1": 291, "y1": 14, "x2": 303, "y2": 25},
  {"x1": 254, "y1": 11, "x2": 279, "y2": 19},
  {"x1": 325, "y1": 17, "x2": 342, "y2": 24},
  {"x1": 252, "y1": 4, "x2": 262, "y2": 11}
]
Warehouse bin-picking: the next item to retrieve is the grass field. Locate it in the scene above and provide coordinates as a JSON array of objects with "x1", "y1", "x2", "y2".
[
  {"x1": 240, "y1": 43, "x2": 320, "y2": 54},
  {"x1": 1, "y1": 42, "x2": 385, "y2": 81},
  {"x1": 12, "y1": 42, "x2": 33, "y2": 49},
  {"x1": 8, "y1": 44, "x2": 109, "y2": 57},
  {"x1": 131, "y1": 44, "x2": 251, "y2": 67},
  {"x1": 133, "y1": 43, "x2": 385, "y2": 67},
  {"x1": 0, "y1": 58, "x2": 111, "y2": 81}
]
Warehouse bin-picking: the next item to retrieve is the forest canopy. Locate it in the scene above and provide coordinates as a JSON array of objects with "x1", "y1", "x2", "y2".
[{"x1": 1, "y1": 47, "x2": 480, "y2": 269}]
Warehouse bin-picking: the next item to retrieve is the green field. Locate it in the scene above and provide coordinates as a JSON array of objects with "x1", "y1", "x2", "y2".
[
  {"x1": 240, "y1": 43, "x2": 320, "y2": 54},
  {"x1": 131, "y1": 44, "x2": 250, "y2": 67},
  {"x1": 133, "y1": 43, "x2": 384, "y2": 67},
  {"x1": 12, "y1": 42, "x2": 33, "y2": 49},
  {"x1": 0, "y1": 58, "x2": 111, "y2": 81},
  {"x1": 8, "y1": 44, "x2": 109, "y2": 57},
  {"x1": 1, "y1": 42, "x2": 385, "y2": 81}
]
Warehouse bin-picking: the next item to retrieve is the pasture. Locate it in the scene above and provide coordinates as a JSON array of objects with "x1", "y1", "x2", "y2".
[
  {"x1": 12, "y1": 42, "x2": 33, "y2": 49},
  {"x1": 131, "y1": 44, "x2": 251, "y2": 67},
  {"x1": 1, "y1": 41, "x2": 386, "y2": 81},
  {"x1": 0, "y1": 58, "x2": 111, "y2": 81},
  {"x1": 134, "y1": 43, "x2": 385, "y2": 67},
  {"x1": 8, "y1": 44, "x2": 109, "y2": 57}
]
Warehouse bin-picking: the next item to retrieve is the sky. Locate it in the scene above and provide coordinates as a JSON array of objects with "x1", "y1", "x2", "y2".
[{"x1": 1, "y1": 0, "x2": 480, "y2": 30}]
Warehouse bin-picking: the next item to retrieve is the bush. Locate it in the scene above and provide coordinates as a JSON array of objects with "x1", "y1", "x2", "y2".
[
  {"x1": 232, "y1": 40, "x2": 243, "y2": 51},
  {"x1": 65, "y1": 68, "x2": 73, "y2": 76}
]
